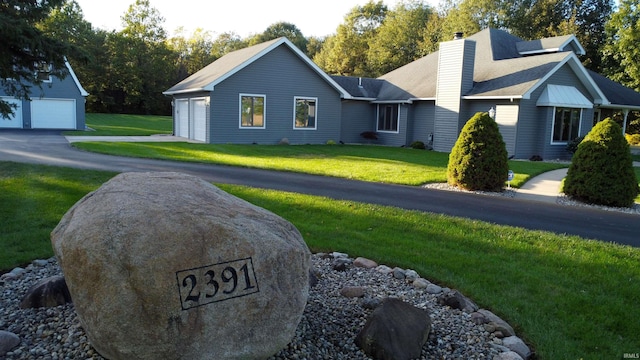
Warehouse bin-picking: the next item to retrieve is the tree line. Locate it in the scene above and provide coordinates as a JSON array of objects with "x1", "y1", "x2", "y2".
[{"x1": 2, "y1": 0, "x2": 639, "y2": 129}]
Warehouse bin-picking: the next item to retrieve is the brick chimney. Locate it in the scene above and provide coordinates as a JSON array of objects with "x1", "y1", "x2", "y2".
[{"x1": 434, "y1": 33, "x2": 476, "y2": 152}]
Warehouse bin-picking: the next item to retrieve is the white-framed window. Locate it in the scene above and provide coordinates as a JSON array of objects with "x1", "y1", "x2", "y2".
[
  {"x1": 35, "y1": 62, "x2": 52, "y2": 82},
  {"x1": 377, "y1": 104, "x2": 399, "y2": 133},
  {"x1": 552, "y1": 107, "x2": 582, "y2": 144},
  {"x1": 293, "y1": 97, "x2": 317, "y2": 130},
  {"x1": 239, "y1": 94, "x2": 265, "y2": 129}
]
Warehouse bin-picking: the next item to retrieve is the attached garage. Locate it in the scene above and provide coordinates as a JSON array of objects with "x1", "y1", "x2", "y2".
[
  {"x1": 191, "y1": 98, "x2": 207, "y2": 142},
  {"x1": 0, "y1": 98, "x2": 23, "y2": 128},
  {"x1": 175, "y1": 99, "x2": 189, "y2": 138},
  {"x1": 31, "y1": 99, "x2": 76, "y2": 129}
]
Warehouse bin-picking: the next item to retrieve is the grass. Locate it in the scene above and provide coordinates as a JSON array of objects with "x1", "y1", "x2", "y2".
[
  {"x1": 63, "y1": 113, "x2": 172, "y2": 136},
  {"x1": 0, "y1": 162, "x2": 116, "y2": 268},
  {"x1": 70, "y1": 142, "x2": 567, "y2": 187},
  {"x1": 2, "y1": 161, "x2": 638, "y2": 359}
]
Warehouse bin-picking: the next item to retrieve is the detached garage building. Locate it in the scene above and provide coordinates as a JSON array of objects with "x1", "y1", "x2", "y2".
[{"x1": 0, "y1": 61, "x2": 88, "y2": 130}]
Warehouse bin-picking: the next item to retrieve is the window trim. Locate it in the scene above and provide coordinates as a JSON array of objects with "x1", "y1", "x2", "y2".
[
  {"x1": 376, "y1": 103, "x2": 400, "y2": 133},
  {"x1": 239, "y1": 93, "x2": 266, "y2": 129},
  {"x1": 550, "y1": 107, "x2": 582, "y2": 145},
  {"x1": 293, "y1": 96, "x2": 318, "y2": 130},
  {"x1": 35, "y1": 62, "x2": 52, "y2": 83}
]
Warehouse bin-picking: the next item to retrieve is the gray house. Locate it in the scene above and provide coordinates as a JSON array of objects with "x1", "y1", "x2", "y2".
[
  {"x1": 164, "y1": 28, "x2": 640, "y2": 159},
  {"x1": 0, "y1": 61, "x2": 88, "y2": 130}
]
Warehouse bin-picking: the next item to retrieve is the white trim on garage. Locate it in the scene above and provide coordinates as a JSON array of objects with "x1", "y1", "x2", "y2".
[
  {"x1": 190, "y1": 97, "x2": 207, "y2": 142},
  {"x1": 175, "y1": 99, "x2": 189, "y2": 138},
  {"x1": 31, "y1": 98, "x2": 76, "y2": 129}
]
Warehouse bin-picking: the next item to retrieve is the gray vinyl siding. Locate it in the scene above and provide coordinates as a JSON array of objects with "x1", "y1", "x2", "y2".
[
  {"x1": 1, "y1": 71, "x2": 86, "y2": 130},
  {"x1": 409, "y1": 101, "x2": 435, "y2": 146},
  {"x1": 340, "y1": 100, "x2": 376, "y2": 143},
  {"x1": 208, "y1": 45, "x2": 342, "y2": 144},
  {"x1": 376, "y1": 104, "x2": 409, "y2": 147},
  {"x1": 533, "y1": 64, "x2": 596, "y2": 160}
]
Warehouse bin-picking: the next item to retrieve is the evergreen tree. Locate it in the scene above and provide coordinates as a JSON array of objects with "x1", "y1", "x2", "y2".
[
  {"x1": 447, "y1": 112, "x2": 509, "y2": 191},
  {"x1": 564, "y1": 118, "x2": 639, "y2": 207}
]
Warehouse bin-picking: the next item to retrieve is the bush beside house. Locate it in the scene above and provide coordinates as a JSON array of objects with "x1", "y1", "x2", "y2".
[
  {"x1": 564, "y1": 118, "x2": 640, "y2": 207},
  {"x1": 447, "y1": 112, "x2": 509, "y2": 191}
]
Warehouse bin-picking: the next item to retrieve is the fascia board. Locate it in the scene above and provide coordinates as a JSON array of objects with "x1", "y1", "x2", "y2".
[{"x1": 64, "y1": 59, "x2": 89, "y2": 96}]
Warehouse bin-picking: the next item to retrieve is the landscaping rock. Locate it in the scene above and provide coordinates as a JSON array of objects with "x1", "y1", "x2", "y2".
[
  {"x1": 355, "y1": 298, "x2": 431, "y2": 360},
  {"x1": 439, "y1": 290, "x2": 479, "y2": 313},
  {"x1": 494, "y1": 350, "x2": 525, "y2": 360},
  {"x1": 392, "y1": 267, "x2": 406, "y2": 280},
  {"x1": 354, "y1": 257, "x2": 378, "y2": 269},
  {"x1": 375, "y1": 265, "x2": 393, "y2": 275},
  {"x1": 0, "y1": 331, "x2": 20, "y2": 356},
  {"x1": 502, "y1": 336, "x2": 531, "y2": 359},
  {"x1": 412, "y1": 278, "x2": 430, "y2": 288},
  {"x1": 473, "y1": 309, "x2": 516, "y2": 337},
  {"x1": 51, "y1": 172, "x2": 311, "y2": 360},
  {"x1": 19, "y1": 275, "x2": 72, "y2": 308},
  {"x1": 340, "y1": 286, "x2": 366, "y2": 298},
  {"x1": 425, "y1": 284, "x2": 443, "y2": 294}
]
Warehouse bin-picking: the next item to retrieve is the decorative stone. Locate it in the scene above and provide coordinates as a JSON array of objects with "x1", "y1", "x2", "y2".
[
  {"x1": 412, "y1": 278, "x2": 430, "y2": 289},
  {"x1": 375, "y1": 265, "x2": 393, "y2": 275},
  {"x1": 51, "y1": 172, "x2": 311, "y2": 360},
  {"x1": 439, "y1": 290, "x2": 478, "y2": 313},
  {"x1": 392, "y1": 267, "x2": 406, "y2": 280},
  {"x1": 0, "y1": 331, "x2": 20, "y2": 356},
  {"x1": 340, "y1": 286, "x2": 366, "y2": 298},
  {"x1": 475, "y1": 309, "x2": 515, "y2": 337},
  {"x1": 502, "y1": 336, "x2": 531, "y2": 359},
  {"x1": 32, "y1": 259, "x2": 50, "y2": 267},
  {"x1": 361, "y1": 296, "x2": 383, "y2": 310},
  {"x1": 332, "y1": 251, "x2": 349, "y2": 258},
  {"x1": 19, "y1": 275, "x2": 72, "y2": 309},
  {"x1": 333, "y1": 257, "x2": 352, "y2": 271},
  {"x1": 354, "y1": 257, "x2": 378, "y2": 269},
  {"x1": 494, "y1": 351, "x2": 524, "y2": 360},
  {"x1": 355, "y1": 298, "x2": 431, "y2": 360},
  {"x1": 425, "y1": 284, "x2": 443, "y2": 294},
  {"x1": 404, "y1": 269, "x2": 419, "y2": 282}
]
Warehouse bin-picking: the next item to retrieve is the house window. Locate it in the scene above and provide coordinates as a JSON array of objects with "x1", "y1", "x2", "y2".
[
  {"x1": 240, "y1": 94, "x2": 265, "y2": 128},
  {"x1": 35, "y1": 62, "x2": 52, "y2": 82},
  {"x1": 294, "y1": 97, "x2": 317, "y2": 129},
  {"x1": 377, "y1": 104, "x2": 399, "y2": 132},
  {"x1": 552, "y1": 107, "x2": 581, "y2": 143}
]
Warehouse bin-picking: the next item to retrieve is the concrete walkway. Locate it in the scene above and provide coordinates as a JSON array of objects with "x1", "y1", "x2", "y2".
[{"x1": 65, "y1": 134, "x2": 202, "y2": 143}]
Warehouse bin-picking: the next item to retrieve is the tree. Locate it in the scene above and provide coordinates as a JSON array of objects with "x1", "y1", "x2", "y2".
[
  {"x1": 367, "y1": 0, "x2": 433, "y2": 76},
  {"x1": 249, "y1": 22, "x2": 308, "y2": 54},
  {"x1": 602, "y1": 0, "x2": 640, "y2": 92},
  {"x1": 437, "y1": 0, "x2": 504, "y2": 41},
  {"x1": 447, "y1": 112, "x2": 509, "y2": 191},
  {"x1": 564, "y1": 118, "x2": 639, "y2": 207},
  {"x1": 0, "y1": 0, "x2": 79, "y2": 118},
  {"x1": 313, "y1": 1, "x2": 388, "y2": 76}
]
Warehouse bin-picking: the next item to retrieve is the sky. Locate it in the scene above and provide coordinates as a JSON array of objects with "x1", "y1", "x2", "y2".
[{"x1": 73, "y1": 0, "x2": 439, "y2": 38}]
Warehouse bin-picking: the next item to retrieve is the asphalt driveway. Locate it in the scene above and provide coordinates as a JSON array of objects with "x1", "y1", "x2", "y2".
[{"x1": 1, "y1": 129, "x2": 639, "y2": 247}]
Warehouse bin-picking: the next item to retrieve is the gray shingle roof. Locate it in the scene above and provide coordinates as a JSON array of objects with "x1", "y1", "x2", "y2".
[{"x1": 588, "y1": 70, "x2": 640, "y2": 109}]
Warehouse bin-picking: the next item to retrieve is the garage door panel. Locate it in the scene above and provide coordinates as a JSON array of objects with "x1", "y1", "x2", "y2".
[
  {"x1": 31, "y1": 99, "x2": 75, "y2": 129},
  {"x1": 191, "y1": 98, "x2": 207, "y2": 142},
  {"x1": 0, "y1": 98, "x2": 23, "y2": 128},
  {"x1": 175, "y1": 99, "x2": 189, "y2": 138}
]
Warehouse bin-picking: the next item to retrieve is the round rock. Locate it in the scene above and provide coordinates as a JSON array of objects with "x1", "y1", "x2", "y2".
[{"x1": 51, "y1": 172, "x2": 311, "y2": 360}]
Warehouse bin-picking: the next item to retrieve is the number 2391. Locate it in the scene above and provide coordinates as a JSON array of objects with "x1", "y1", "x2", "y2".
[{"x1": 176, "y1": 257, "x2": 259, "y2": 310}]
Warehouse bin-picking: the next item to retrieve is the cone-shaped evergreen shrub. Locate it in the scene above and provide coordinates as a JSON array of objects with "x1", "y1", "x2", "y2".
[
  {"x1": 447, "y1": 112, "x2": 509, "y2": 191},
  {"x1": 564, "y1": 118, "x2": 639, "y2": 207}
]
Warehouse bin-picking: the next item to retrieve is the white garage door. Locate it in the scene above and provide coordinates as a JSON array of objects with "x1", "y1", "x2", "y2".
[
  {"x1": 31, "y1": 99, "x2": 76, "y2": 129},
  {"x1": 191, "y1": 98, "x2": 207, "y2": 142},
  {"x1": 0, "y1": 98, "x2": 23, "y2": 128},
  {"x1": 495, "y1": 105, "x2": 519, "y2": 157},
  {"x1": 175, "y1": 99, "x2": 189, "y2": 138}
]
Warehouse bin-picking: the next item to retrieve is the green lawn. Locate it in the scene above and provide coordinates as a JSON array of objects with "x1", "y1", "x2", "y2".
[
  {"x1": 71, "y1": 142, "x2": 568, "y2": 187},
  {"x1": 1, "y1": 161, "x2": 638, "y2": 360},
  {"x1": 63, "y1": 113, "x2": 172, "y2": 136}
]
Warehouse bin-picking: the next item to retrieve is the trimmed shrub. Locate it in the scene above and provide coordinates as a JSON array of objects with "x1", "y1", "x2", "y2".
[
  {"x1": 410, "y1": 141, "x2": 426, "y2": 149},
  {"x1": 447, "y1": 112, "x2": 509, "y2": 191},
  {"x1": 626, "y1": 133, "x2": 640, "y2": 145},
  {"x1": 564, "y1": 118, "x2": 639, "y2": 207},
  {"x1": 566, "y1": 136, "x2": 584, "y2": 154}
]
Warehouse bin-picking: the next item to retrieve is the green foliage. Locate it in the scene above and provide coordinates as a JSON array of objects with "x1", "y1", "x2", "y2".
[
  {"x1": 602, "y1": 0, "x2": 640, "y2": 91},
  {"x1": 410, "y1": 140, "x2": 426, "y2": 149},
  {"x1": 566, "y1": 135, "x2": 585, "y2": 154},
  {"x1": 626, "y1": 133, "x2": 640, "y2": 145},
  {"x1": 0, "y1": 0, "x2": 79, "y2": 118},
  {"x1": 447, "y1": 112, "x2": 509, "y2": 191},
  {"x1": 248, "y1": 22, "x2": 308, "y2": 54},
  {"x1": 564, "y1": 118, "x2": 639, "y2": 207}
]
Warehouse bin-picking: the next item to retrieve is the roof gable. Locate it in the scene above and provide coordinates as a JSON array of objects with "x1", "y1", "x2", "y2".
[
  {"x1": 516, "y1": 35, "x2": 586, "y2": 56},
  {"x1": 164, "y1": 38, "x2": 349, "y2": 98}
]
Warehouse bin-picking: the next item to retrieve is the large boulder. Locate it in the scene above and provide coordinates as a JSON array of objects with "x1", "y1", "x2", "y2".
[{"x1": 51, "y1": 172, "x2": 311, "y2": 360}]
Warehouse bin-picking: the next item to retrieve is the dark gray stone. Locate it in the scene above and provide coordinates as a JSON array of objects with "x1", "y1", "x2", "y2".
[
  {"x1": 19, "y1": 275, "x2": 72, "y2": 309},
  {"x1": 0, "y1": 331, "x2": 20, "y2": 356},
  {"x1": 355, "y1": 298, "x2": 431, "y2": 360},
  {"x1": 438, "y1": 290, "x2": 478, "y2": 313}
]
